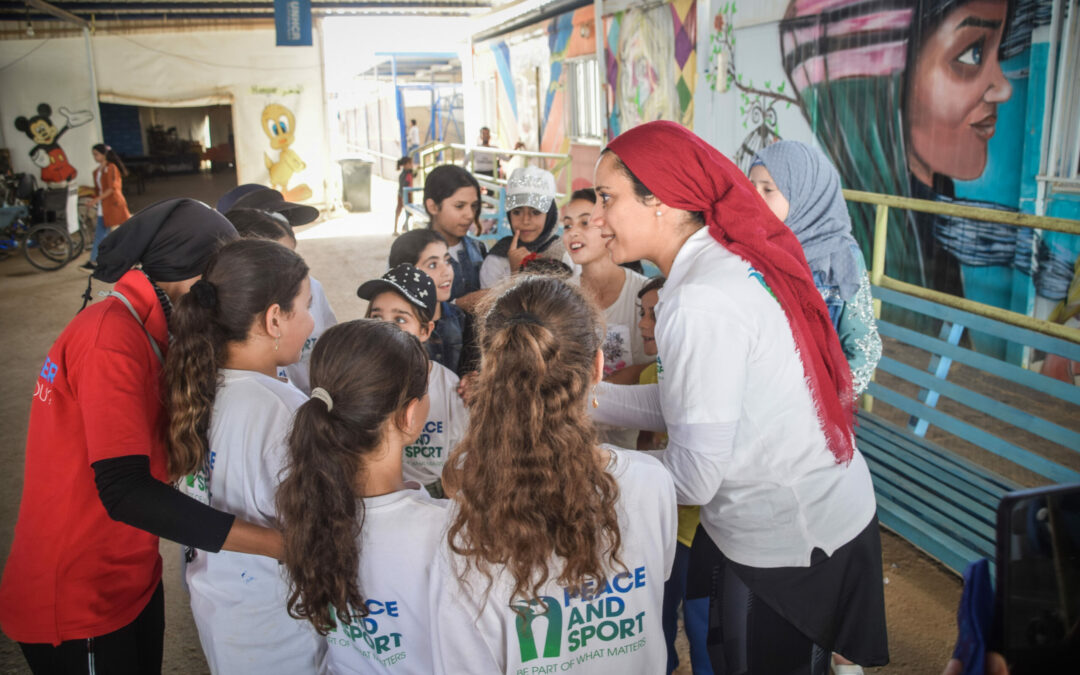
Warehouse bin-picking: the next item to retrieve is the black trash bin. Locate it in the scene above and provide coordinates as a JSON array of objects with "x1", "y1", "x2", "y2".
[{"x1": 339, "y1": 158, "x2": 372, "y2": 213}]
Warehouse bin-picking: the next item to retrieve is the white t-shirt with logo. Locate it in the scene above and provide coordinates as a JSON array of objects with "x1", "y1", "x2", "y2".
[
  {"x1": 403, "y1": 362, "x2": 468, "y2": 487},
  {"x1": 656, "y1": 227, "x2": 877, "y2": 568},
  {"x1": 429, "y1": 447, "x2": 676, "y2": 674},
  {"x1": 180, "y1": 369, "x2": 323, "y2": 674},
  {"x1": 323, "y1": 487, "x2": 449, "y2": 674},
  {"x1": 280, "y1": 275, "x2": 337, "y2": 395}
]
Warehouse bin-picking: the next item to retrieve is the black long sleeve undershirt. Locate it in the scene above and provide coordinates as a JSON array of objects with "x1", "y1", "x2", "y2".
[{"x1": 92, "y1": 454, "x2": 235, "y2": 552}]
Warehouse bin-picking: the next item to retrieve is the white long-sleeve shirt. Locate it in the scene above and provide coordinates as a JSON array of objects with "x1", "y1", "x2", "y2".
[{"x1": 596, "y1": 227, "x2": 876, "y2": 569}]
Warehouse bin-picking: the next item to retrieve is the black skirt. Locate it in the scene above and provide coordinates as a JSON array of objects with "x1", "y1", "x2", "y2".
[{"x1": 696, "y1": 514, "x2": 890, "y2": 667}]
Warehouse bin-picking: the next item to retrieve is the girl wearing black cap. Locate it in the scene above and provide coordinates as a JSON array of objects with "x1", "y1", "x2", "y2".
[
  {"x1": 166, "y1": 238, "x2": 321, "y2": 672},
  {"x1": 358, "y1": 263, "x2": 468, "y2": 499},
  {"x1": 0, "y1": 199, "x2": 283, "y2": 674}
]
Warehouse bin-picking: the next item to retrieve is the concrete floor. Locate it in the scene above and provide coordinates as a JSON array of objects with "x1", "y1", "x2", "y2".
[{"x1": 0, "y1": 171, "x2": 960, "y2": 673}]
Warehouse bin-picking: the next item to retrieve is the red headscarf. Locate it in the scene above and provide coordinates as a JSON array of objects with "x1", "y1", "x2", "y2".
[{"x1": 607, "y1": 121, "x2": 854, "y2": 463}]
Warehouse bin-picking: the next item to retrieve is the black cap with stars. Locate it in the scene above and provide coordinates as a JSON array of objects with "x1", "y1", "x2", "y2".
[{"x1": 357, "y1": 263, "x2": 438, "y2": 320}]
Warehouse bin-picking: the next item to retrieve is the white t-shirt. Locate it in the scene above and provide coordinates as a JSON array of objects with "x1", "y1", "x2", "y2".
[
  {"x1": 181, "y1": 369, "x2": 323, "y2": 674},
  {"x1": 408, "y1": 125, "x2": 421, "y2": 147},
  {"x1": 601, "y1": 269, "x2": 650, "y2": 376},
  {"x1": 582, "y1": 269, "x2": 649, "y2": 449},
  {"x1": 403, "y1": 362, "x2": 468, "y2": 487},
  {"x1": 323, "y1": 487, "x2": 449, "y2": 674},
  {"x1": 656, "y1": 227, "x2": 877, "y2": 568},
  {"x1": 479, "y1": 255, "x2": 510, "y2": 289},
  {"x1": 280, "y1": 275, "x2": 337, "y2": 395},
  {"x1": 480, "y1": 251, "x2": 576, "y2": 289},
  {"x1": 429, "y1": 448, "x2": 676, "y2": 674}
]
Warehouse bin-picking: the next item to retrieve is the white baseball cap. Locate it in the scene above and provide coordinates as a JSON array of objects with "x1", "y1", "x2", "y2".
[{"x1": 505, "y1": 166, "x2": 556, "y2": 213}]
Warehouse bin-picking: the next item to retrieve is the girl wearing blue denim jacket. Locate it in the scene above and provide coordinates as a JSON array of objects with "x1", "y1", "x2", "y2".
[
  {"x1": 422, "y1": 165, "x2": 487, "y2": 306},
  {"x1": 750, "y1": 141, "x2": 882, "y2": 396}
]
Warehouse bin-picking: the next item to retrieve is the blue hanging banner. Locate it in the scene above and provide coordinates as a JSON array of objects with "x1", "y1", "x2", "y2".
[{"x1": 274, "y1": 0, "x2": 312, "y2": 47}]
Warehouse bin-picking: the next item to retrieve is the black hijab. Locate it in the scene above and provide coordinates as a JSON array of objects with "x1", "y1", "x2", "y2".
[{"x1": 94, "y1": 199, "x2": 238, "y2": 284}]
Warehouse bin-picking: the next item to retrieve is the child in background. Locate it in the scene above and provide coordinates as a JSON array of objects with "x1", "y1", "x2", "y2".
[
  {"x1": 358, "y1": 264, "x2": 467, "y2": 498},
  {"x1": 226, "y1": 208, "x2": 337, "y2": 394},
  {"x1": 277, "y1": 319, "x2": 447, "y2": 674},
  {"x1": 389, "y1": 229, "x2": 476, "y2": 376},
  {"x1": 637, "y1": 277, "x2": 712, "y2": 675},
  {"x1": 430, "y1": 276, "x2": 677, "y2": 673},
  {"x1": 479, "y1": 166, "x2": 567, "y2": 289},
  {"x1": 750, "y1": 141, "x2": 881, "y2": 396},
  {"x1": 563, "y1": 188, "x2": 650, "y2": 381},
  {"x1": 564, "y1": 187, "x2": 651, "y2": 448},
  {"x1": 166, "y1": 239, "x2": 322, "y2": 673},
  {"x1": 396, "y1": 156, "x2": 414, "y2": 236},
  {"x1": 423, "y1": 165, "x2": 486, "y2": 309}
]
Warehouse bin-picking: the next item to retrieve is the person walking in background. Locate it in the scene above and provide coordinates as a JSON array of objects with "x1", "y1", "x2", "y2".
[
  {"x1": 396, "y1": 156, "x2": 415, "y2": 236},
  {"x1": 82, "y1": 144, "x2": 131, "y2": 271},
  {"x1": 408, "y1": 118, "x2": 422, "y2": 162}
]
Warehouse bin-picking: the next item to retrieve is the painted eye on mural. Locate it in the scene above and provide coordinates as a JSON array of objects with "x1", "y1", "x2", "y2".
[
  {"x1": 278, "y1": 116, "x2": 290, "y2": 134},
  {"x1": 268, "y1": 120, "x2": 279, "y2": 136},
  {"x1": 956, "y1": 39, "x2": 984, "y2": 67}
]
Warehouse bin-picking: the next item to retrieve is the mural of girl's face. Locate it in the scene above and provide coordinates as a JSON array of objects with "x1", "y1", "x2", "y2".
[{"x1": 905, "y1": 0, "x2": 1012, "y2": 186}]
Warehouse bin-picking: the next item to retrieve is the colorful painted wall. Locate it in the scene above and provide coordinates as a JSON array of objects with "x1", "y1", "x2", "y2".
[
  {"x1": 472, "y1": 0, "x2": 698, "y2": 166},
  {"x1": 694, "y1": 0, "x2": 1080, "y2": 359}
]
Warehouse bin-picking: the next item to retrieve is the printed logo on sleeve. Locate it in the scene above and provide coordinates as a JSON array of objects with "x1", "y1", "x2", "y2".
[
  {"x1": 512, "y1": 566, "x2": 650, "y2": 673},
  {"x1": 33, "y1": 356, "x2": 59, "y2": 405},
  {"x1": 327, "y1": 598, "x2": 408, "y2": 668}
]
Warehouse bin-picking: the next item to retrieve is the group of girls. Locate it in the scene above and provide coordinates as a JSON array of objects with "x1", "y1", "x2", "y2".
[{"x1": 2, "y1": 122, "x2": 889, "y2": 675}]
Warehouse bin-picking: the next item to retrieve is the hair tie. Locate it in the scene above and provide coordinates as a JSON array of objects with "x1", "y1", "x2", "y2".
[
  {"x1": 506, "y1": 311, "x2": 543, "y2": 327},
  {"x1": 190, "y1": 279, "x2": 217, "y2": 309},
  {"x1": 310, "y1": 387, "x2": 334, "y2": 412}
]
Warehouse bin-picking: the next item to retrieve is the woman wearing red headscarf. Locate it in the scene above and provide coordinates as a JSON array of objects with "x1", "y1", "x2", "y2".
[{"x1": 591, "y1": 122, "x2": 887, "y2": 674}]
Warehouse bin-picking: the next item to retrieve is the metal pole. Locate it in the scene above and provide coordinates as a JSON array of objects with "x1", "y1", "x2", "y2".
[
  {"x1": 1046, "y1": 0, "x2": 1076, "y2": 182},
  {"x1": 594, "y1": 0, "x2": 607, "y2": 141},
  {"x1": 83, "y1": 27, "x2": 104, "y2": 143}
]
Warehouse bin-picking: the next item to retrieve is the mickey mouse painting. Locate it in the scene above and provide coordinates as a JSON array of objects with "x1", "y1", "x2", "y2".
[{"x1": 14, "y1": 103, "x2": 94, "y2": 183}]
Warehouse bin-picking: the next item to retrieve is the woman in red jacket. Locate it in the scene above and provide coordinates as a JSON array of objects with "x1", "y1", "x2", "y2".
[{"x1": 82, "y1": 143, "x2": 132, "y2": 271}]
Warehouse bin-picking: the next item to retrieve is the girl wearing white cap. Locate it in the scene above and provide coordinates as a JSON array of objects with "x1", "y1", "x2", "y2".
[{"x1": 479, "y1": 166, "x2": 568, "y2": 288}]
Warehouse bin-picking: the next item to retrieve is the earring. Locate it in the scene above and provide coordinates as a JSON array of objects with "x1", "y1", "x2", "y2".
[
  {"x1": 274, "y1": 335, "x2": 280, "y2": 351},
  {"x1": 655, "y1": 210, "x2": 662, "y2": 217},
  {"x1": 592, "y1": 386, "x2": 599, "y2": 409}
]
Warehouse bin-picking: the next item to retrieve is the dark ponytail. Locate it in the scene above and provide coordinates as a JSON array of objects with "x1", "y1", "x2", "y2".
[
  {"x1": 165, "y1": 238, "x2": 308, "y2": 478},
  {"x1": 276, "y1": 319, "x2": 429, "y2": 634},
  {"x1": 93, "y1": 143, "x2": 128, "y2": 177}
]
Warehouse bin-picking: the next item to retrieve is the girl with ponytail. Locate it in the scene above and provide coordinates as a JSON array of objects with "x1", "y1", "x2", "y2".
[
  {"x1": 430, "y1": 275, "x2": 677, "y2": 674},
  {"x1": 165, "y1": 238, "x2": 322, "y2": 673},
  {"x1": 277, "y1": 319, "x2": 445, "y2": 673}
]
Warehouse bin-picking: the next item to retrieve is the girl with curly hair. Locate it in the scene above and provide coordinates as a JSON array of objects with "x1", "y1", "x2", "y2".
[{"x1": 430, "y1": 275, "x2": 677, "y2": 673}]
